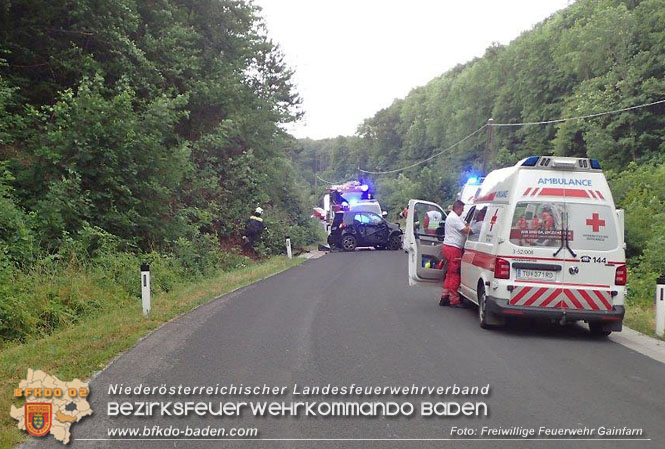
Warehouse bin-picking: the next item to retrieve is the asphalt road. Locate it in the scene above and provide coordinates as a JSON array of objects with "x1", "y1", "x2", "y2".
[{"x1": 30, "y1": 250, "x2": 665, "y2": 448}]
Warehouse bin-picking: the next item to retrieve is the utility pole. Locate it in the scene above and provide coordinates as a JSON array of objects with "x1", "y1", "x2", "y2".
[
  {"x1": 314, "y1": 153, "x2": 318, "y2": 192},
  {"x1": 482, "y1": 118, "x2": 495, "y2": 175}
]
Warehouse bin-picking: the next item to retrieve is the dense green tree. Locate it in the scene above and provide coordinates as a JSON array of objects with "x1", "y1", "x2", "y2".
[
  {"x1": 0, "y1": 0, "x2": 313, "y2": 263},
  {"x1": 291, "y1": 0, "x2": 665, "y2": 269}
]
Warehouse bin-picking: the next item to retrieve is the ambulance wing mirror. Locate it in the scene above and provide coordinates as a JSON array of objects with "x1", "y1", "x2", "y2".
[
  {"x1": 464, "y1": 206, "x2": 476, "y2": 224},
  {"x1": 616, "y1": 209, "x2": 625, "y2": 248}
]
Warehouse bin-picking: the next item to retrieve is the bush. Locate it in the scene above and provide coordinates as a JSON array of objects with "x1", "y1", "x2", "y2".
[
  {"x1": 608, "y1": 163, "x2": 665, "y2": 305},
  {"x1": 0, "y1": 166, "x2": 36, "y2": 267},
  {"x1": 0, "y1": 230, "x2": 255, "y2": 343},
  {"x1": 253, "y1": 209, "x2": 320, "y2": 257}
]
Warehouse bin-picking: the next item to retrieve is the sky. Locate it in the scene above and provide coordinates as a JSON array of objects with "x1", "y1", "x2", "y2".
[{"x1": 254, "y1": 0, "x2": 574, "y2": 140}]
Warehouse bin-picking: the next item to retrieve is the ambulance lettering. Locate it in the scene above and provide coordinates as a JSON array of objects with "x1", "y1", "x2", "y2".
[
  {"x1": 538, "y1": 178, "x2": 592, "y2": 186},
  {"x1": 580, "y1": 255, "x2": 608, "y2": 264}
]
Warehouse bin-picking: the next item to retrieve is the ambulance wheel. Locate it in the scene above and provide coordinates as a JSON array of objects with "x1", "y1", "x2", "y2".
[
  {"x1": 341, "y1": 235, "x2": 357, "y2": 252},
  {"x1": 589, "y1": 322, "x2": 611, "y2": 337},
  {"x1": 478, "y1": 287, "x2": 491, "y2": 329},
  {"x1": 387, "y1": 235, "x2": 402, "y2": 250}
]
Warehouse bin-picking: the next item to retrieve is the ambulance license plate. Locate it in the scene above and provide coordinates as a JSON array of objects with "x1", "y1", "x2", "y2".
[{"x1": 516, "y1": 269, "x2": 556, "y2": 281}]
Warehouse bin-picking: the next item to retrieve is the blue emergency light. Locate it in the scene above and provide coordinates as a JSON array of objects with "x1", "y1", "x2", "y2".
[{"x1": 521, "y1": 156, "x2": 539, "y2": 166}]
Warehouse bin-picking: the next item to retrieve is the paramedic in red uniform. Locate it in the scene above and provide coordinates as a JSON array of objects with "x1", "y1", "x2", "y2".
[{"x1": 440, "y1": 200, "x2": 470, "y2": 307}]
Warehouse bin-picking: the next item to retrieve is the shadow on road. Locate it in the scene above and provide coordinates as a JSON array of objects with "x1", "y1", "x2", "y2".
[{"x1": 450, "y1": 303, "x2": 614, "y2": 342}]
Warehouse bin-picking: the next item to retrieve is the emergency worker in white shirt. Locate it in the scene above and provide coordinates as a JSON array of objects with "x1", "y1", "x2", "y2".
[
  {"x1": 440, "y1": 200, "x2": 471, "y2": 307},
  {"x1": 423, "y1": 208, "x2": 443, "y2": 235}
]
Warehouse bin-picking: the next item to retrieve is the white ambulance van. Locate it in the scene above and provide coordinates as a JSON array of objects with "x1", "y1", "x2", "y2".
[
  {"x1": 457, "y1": 176, "x2": 485, "y2": 216},
  {"x1": 405, "y1": 156, "x2": 626, "y2": 336}
]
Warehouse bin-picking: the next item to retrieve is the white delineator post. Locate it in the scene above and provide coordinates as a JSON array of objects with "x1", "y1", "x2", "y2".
[
  {"x1": 656, "y1": 276, "x2": 665, "y2": 337},
  {"x1": 285, "y1": 236, "x2": 292, "y2": 259},
  {"x1": 141, "y1": 262, "x2": 151, "y2": 317}
]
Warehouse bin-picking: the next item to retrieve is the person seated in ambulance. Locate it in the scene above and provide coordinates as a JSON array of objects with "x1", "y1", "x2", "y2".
[
  {"x1": 469, "y1": 207, "x2": 486, "y2": 236},
  {"x1": 440, "y1": 200, "x2": 470, "y2": 308}
]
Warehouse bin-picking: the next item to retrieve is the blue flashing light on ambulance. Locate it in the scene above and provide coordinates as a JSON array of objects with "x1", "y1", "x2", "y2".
[{"x1": 405, "y1": 156, "x2": 626, "y2": 336}]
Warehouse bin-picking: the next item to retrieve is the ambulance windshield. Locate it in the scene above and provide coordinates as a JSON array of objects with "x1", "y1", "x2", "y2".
[{"x1": 510, "y1": 202, "x2": 618, "y2": 251}]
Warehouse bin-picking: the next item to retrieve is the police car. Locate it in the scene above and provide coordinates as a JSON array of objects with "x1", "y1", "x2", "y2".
[{"x1": 405, "y1": 156, "x2": 626, "y2": 336}]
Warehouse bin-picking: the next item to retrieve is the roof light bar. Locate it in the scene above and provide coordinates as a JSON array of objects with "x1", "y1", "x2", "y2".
[{"x1": 551, "y1": 159, "x2": 577, "y2": 169}]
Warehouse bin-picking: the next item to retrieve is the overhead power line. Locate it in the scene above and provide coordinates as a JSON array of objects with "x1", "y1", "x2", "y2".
[
  {"x1": 358, "y1": 97, "x2": 665, "y2": 175},
  {"x1": 492, "y1": 98, "x2": 665, "y2": 127},
  {"x1": 358, "y1": 125, "x2": 488, "y2": 175},
  {"x1": 315, "y1": 173, "x2": 346, "y2": 185}
]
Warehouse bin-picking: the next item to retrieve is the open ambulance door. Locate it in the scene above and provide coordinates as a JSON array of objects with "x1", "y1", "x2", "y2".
[{"x1": 405, "y1": 199, "x2": 447, "y2": 286}]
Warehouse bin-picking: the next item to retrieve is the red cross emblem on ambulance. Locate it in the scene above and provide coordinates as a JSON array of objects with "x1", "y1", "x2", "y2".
[
  {"x1": 489, "y1": 209, "x2": 499, "y2": 231},
  {"x1": 585, "y1": 213, "x2": 605, "y2": 232}
]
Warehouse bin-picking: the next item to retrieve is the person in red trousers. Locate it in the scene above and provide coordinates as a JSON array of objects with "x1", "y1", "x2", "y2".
[{"x1": 440, "y1": 200, "x2": 470, "y2": 307}]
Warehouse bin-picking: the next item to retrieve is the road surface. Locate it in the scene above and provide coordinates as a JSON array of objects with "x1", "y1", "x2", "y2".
[{"x1": 30, "y1": 251, "x2": 665, "y2": 448}]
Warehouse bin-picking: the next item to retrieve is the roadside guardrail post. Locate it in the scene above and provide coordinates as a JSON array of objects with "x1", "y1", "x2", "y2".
[
  {"x1": 656, "y1": 276, "x2": 665, "y2": 337},
  {"x1": 141, "y1": 262, "x2": 151, "y2": 317},
  {"x1": 285, "y1": 236, "x2": 292, "y2": 259}
]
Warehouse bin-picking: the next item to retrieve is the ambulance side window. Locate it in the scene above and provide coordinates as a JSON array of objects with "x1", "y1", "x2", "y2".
[{"x1": 467, "y1": 206, "x2": 487, "y2": 242}]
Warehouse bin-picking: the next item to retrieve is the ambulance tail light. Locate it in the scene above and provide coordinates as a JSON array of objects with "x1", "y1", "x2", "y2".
[
  {"x1": 494, "y1": 257, "x2": 511, "y2": 279},
  {"x1": 339, "y1": 222, "x2": 346, "y2": 230},
  {"x1": 615, "y1": 265, "x2": 627, "y2": 286}
]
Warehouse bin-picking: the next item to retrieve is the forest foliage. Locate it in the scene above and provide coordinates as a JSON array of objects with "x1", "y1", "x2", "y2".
[
  {"x1": 0, "y1": 0, "x2": 318, "y2": 342},
  {"x1": 291, "y1": 0, "x2": 665, "y2": 306}
]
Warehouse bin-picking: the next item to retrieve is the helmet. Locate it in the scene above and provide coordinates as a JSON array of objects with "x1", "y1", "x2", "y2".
[{"x1": 255, "y1": 207, "x2": 263, "y2": 216}]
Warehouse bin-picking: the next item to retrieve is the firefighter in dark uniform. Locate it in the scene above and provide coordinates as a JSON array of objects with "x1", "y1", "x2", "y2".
[{"x1": 242, "y1": 207, "x2": 265, "y2": 247}]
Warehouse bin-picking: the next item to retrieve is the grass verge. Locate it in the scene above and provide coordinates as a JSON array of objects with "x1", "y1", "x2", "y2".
[
  {"x1": 624, "y1": 304, "x2": 661, "y2": 340},
  {"x1": 0, "y1": 256, "x2": 302, "y2": 448}
]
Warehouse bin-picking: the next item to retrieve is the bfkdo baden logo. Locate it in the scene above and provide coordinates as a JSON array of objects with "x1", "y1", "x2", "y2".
[
  {"x1": 25, "y1": 403, "x2": 52, "y2": 437},
  {"x1": 10, "y1": 369, "x2": 93, "y2": 445}
]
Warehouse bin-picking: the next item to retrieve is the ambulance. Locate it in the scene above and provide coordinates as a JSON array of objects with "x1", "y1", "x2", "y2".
[{"x1": 405, "y1": 156, "x2": 626, "y2": 336}]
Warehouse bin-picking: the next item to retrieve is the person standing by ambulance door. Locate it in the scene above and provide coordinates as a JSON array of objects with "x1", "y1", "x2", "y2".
[
  {"x1": 440, "y1": 200, "x2": 471, "y2": 307},
  {"x1": 423, "y1": 207, "x2": 443, "y2": 235}
]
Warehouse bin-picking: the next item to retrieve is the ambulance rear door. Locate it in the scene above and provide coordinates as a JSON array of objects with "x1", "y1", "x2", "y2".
[
  {"x1": 561, "y1": 200, "x2": 623, "y2": 310},
  {"x1": 507, "y1": 198, "x2": 568, "y2": 292},
  {"x1": 405, "y1": 199, "x2": 447, "y2": 286}
]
